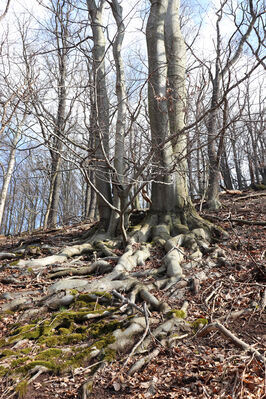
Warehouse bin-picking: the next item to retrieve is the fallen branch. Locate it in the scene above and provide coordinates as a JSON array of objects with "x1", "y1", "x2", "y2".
[
  {"x1": 196, "y1": 321, "x2": 266, "y2": 364},
  {"x1": 233, "y1": 192, "x2": 266, "y2": 201},
  {"x1": 203, "y1": 214, "x2": 266, "y2": 226}
]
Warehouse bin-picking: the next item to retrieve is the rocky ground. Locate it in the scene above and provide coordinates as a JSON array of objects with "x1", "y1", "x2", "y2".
[{"x1": 0, "y1": 191, "x2": 265, "y2": 399}]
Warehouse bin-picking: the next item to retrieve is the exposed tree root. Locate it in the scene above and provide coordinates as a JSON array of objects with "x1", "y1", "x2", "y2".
[{"x1": 0, "y1": 210, "x2": 243, "y2": 397}]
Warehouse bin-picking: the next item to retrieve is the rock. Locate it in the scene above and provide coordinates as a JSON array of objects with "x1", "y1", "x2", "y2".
[{"x1": 12, "y1": 339, "x2": 30, "y2": 349}]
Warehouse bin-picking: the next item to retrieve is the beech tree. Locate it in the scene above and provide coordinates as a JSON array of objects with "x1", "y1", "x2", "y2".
[{"x1": 1, "y1": 2, "x2": 266, "y2": 396}]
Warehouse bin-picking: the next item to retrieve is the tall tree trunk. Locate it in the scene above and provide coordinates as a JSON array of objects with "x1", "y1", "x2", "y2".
[
  {"x1": 146, "y1": 0, "x2": 199, "y2": 230},
  {"x1": 87, "y1": 0, "x2": 112, "y2": 229},
  {"x1": 44, "y1": 2, "x2": 68, "y2": 228},
  {"x1": 108, "y1": 0, "x2": 127, "y2": 235},
  {"x1": 146, "y1": 0, "x2": 171, "y2": 214},
  {"x1": 0, "y1": 131, "x2": 20, "y2": 228}
]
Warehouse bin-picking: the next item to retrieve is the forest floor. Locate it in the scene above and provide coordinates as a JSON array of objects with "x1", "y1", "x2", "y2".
[{"x1": 0, "y1": 191, "x2": 265, "y2": 399}]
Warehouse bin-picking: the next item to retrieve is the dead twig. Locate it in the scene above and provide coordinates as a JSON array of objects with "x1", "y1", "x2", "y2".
[
  {"x1": 203, "y1": 214, "x2": 266, "y2": 226},
  {"x1": 196, "y1": 321, "x2": 266, "y2": 364}
]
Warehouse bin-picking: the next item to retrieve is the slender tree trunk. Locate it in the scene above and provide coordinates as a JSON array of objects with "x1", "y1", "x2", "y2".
[
  {"x1": 0, "y1": 131, "x2": 20, "y2": 228},
  {"x1": 87, "y1": 0, "x2": 112, "y2": 229},
  {"x1": 206, "y1": 1, "x2": 258, "y2": 209},
  {"x1": 108, "y1": 0, "x2": 127, "y2": 235},
  {"x1": 221, "y1": 150, "x2": 233, "y2": 189},
  {"x1": 43, "y1": 1, "x2": 69, "y2": 228},
  {"x1": 231, "y1": 134, "x2": 244, "y2": 189}
]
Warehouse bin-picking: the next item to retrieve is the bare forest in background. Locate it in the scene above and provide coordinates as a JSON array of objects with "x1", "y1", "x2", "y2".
[{"x1": 0, "y1": 0, "x2": 265, "y2": 235}]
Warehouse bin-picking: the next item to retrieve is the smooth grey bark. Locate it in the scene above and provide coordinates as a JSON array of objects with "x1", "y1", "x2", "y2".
[
  {"x1": 108, "y1": 0, "x2": 127, "y2": 235},
  {"x1": 146, "y1": 0, "x2": 171, "y2": 213},
  {"x1": 164, "y1": 0, "x2": 189, "y2": 210},
  {"x1": 0, "y1": 130, "x2": 21, "y2": 228},
  {"x1": 44, "y1": 2, "x2": 69, "y2": 228},
  {"x1": 147, "y1": 0, "x2": 191, "y2": 219},
  {"x1": 87, "y1": 0, "x2": 112, "y2": 229}
]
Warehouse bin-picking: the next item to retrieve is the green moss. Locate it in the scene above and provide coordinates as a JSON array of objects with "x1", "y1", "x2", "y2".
[
  {"x1": 36, "y1": 348, "x2": 62, "y2": 360},
  {"x1": 51, "y1": 310, "x2": 88, "y2": 327},
  {"x1": 0, "y1": 349, "x2": 16, "y2": 358},
  {"x1": 9, "y1": 260, "x2": 19, "y2": 266},
  {"x1": 17, "y1": 360, "x2": 58, "y2": 374},
  {"x1": 90, "y1": 320, "x2": 120, "y2": 338},
  {"x1": 91, "y1": 292, "x2": 112, "y2": 300},
  {"x1": 20, "y1": 348, "x2": 32, "y2": 355},
  {"x1": 38, "y1": 336, "x2": 59, "y2": 347},
  {"x1": 15, "y1": 379, "x2": 28, "y2": 399},
  {"x1": 66, "y1": 347, "x2": 92, "y2": 369},
  {"x1": 73, "y1": 300, "x2": 89, "y2": 309},
  {"x1": 94, "y1": 333, "x2": 116, "y2": 350},
  {"x1": 58, "y1": 327, "x2": 72, "y2": 335},
  {"x1": 10, "y1": 357, "x2": 30, "y2": 368},
  {"x1": 39, "y1": 332, "x2": 86, "y2": 347},
  {"x1": 0, "y1": 366, "x2": 9, "y2": 376},
  {"x1": 76, "y1": 294, "x2": 94, "y2": 303},
  {"x1": 69, "y1": 289, "x2": 79, "y2": 295},
  {"x1": 192, "y1": 318, "x2": 208, "y2": 330},
  {"x1": 12, "y1": 324, "x2": 39, "y2": 337},
  {"x1": 166, "y1": 309, "x2": 187, "y2": 319},
  {"x1": 9, "y1": 321, "x2": 52, "y2": 343},
  {"x1": 102, "y1": 347, "x2": 116, "y2": 362},
  {"x1": 2, "y1": 310, "x2": 15, "y2": 315}
]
